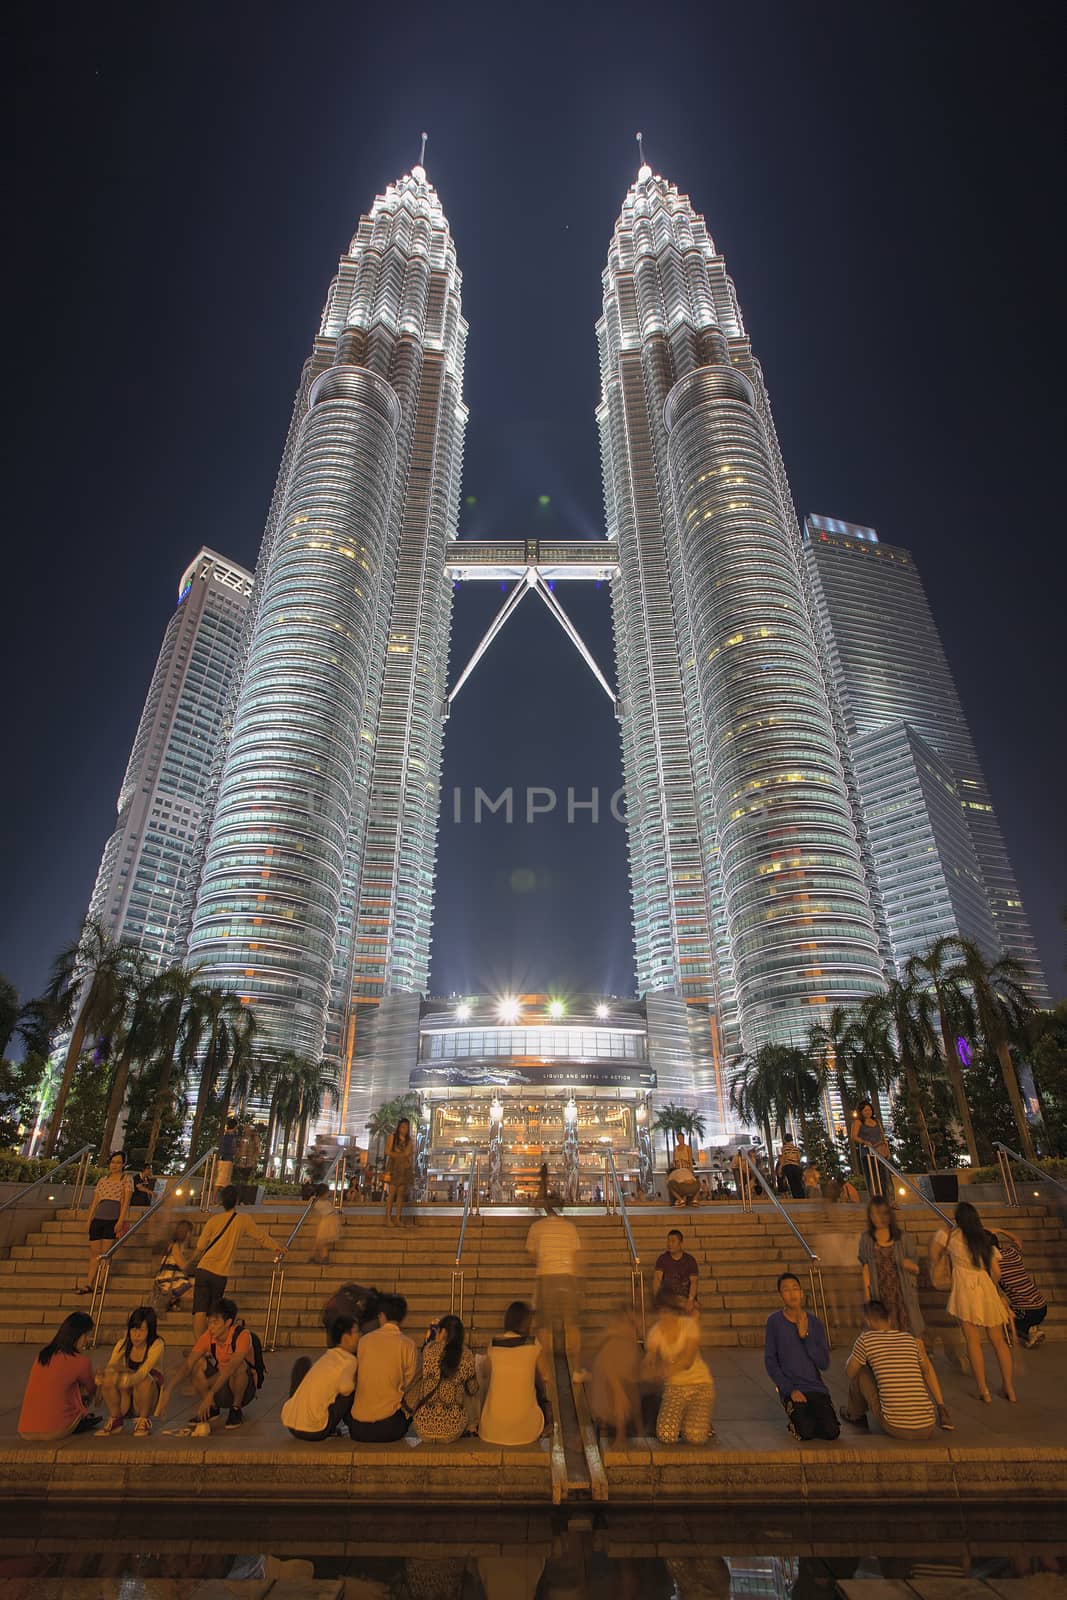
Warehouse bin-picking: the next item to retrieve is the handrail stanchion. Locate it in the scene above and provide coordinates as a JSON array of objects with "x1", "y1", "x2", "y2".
[
  {"x1": 335, "y1": 1154, "x2": 347, "y2": 1209},
  {"x1": 742, "y1": 1156, "x2": 832, "y2": 1346},
  {"x1": 263, "y1": 1149, "x2": 345, "y2": 1350},
  {"x1": 451, "y1": 1149, "x2": 479, "y2": 1322},
  {"x1": 87, "y1": 1144, "x2": 219, "y2": 1344},
  {"x1": 199, "y1": 1151, "x2": 218, "y2": 1213},
  {"x1": 867, "y1": 1149, "x2": 952, "y2": 1228},
  {"x1": 0, "y1": 1143, "x2": 96, "y2": 1217},
  {"x1": 605, "y1": 1149, "x2": 644, "y2": 1340},
  {"x1": 997, "y1": 1146, "x2": 1018, "y2": 1207},
  {"x1": 994, "y1": 1141, "x2": 1067, "y2": 1203}
]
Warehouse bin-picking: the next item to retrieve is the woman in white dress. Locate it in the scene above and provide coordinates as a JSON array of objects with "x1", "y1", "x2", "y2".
[
  {"x1": 931, "y1": 1201, "x2": 1015, "y2": 1404},
  {"x1": 478, "y1": 1301, "x2": 550, "y2": 1446}
]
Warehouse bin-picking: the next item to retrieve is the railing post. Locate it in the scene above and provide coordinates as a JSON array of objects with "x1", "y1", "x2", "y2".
[
  {"x1": 199, "y1": 1152, "x2": 217, "y2": 1212},
  {"x1": 88, "y1": 1257, "x2": 110, "y2": 1345},
  {"x1": 997, "y1": 1147, "x2": 1018, "y2": 1207},
  {"x1": 72, "y1": 1149, "x2": 91, "y2": 1213},
  {"x1": 335, "y1": 1155, "x2": 346, "y2": 1209}
]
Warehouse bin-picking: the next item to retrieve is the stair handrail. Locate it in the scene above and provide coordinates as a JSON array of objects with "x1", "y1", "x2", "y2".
[
  {"x1": 264, "y1": 1149, "x2": 345, "y2": 1349},
  {"x1": 994, "y1": 1142, "x2": 1067, "y2": 1208},
  {"x1": 450, "y1": 1149, "x2": 480, "y2": 1321},
  {"x1": 864, "y1": 1147, "x2": 953, "y2": 1227},
  {"x1": 0, "y1": 1143, "x2": 95, "y2": 1216},
  {"x1": 88, "y1": 1144, "x2": 219, "y2": 1341},
  {"x1": 604, "y1": 1147, "x2": 646, "y2": 1339},
  {"x1": 739, "y1": 1155, "x2": 831, "y2": 1341}
]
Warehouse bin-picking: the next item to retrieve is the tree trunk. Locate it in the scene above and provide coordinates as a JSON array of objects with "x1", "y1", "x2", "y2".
[
  {"x1": 939, "y1": 1017, "x2": 980, "y2": 1165},
  {"x1": 42, "y1": 1014, "x2": 88, "y2": 1157},
  {"x1": 187, "y1": 1037, "x2": 221, "y2": 1166},
  {"x1": 279, "y1": 1119, "x2": 293, "y2": 1181},
  {"x1": 144, "y1": 1055, "x2": 175, "y2": 1168},
  {"x1": 902, "y1": 1055, "x2": 937, "y2": 1169},
  {"x1": 99, "y1": 1041, "x2": 136, "y2": 1162},
  {"x1": 995, "y1": 1034, "x2": 1036, "y2": 1161}
]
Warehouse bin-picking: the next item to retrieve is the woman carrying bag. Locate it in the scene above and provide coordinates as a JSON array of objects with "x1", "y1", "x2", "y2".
[{"x1": 930, "y1": 1201, "x2": 1016, "y2": 1404}]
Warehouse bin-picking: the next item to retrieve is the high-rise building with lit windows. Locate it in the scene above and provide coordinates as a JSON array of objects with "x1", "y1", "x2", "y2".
[
  {"x1": 187, "y1": 165, "x2": 467, "y2": 1097},
  {"x1": 598, "y1": 166, "x2": 886, "y2": 1075},
  {"x1": 86, "y1": 548, "x2": 252, "y2": 970},
  {"x1": 802, "y1": 513, "x2": 1048, "y2": 1001}
]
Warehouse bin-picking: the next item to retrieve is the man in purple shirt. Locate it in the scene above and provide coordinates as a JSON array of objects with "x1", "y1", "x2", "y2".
[{"x1": 763, "y1": 1272, "x2": 839, "y2": 1441}]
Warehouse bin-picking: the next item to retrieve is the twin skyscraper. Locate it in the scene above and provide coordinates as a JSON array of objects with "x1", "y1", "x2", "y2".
[{"x1": 89, "y1": 159, "x2": 1046, "y2": 1134}]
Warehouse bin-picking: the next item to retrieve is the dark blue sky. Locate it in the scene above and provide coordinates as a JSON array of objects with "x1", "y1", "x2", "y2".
[{"x1": 6, "y1": 0, "x2": 1064, "y2": 1008}]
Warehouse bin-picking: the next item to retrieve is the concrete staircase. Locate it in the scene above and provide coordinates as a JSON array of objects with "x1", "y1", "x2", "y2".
[{"x1": 0, "y1": 1198, "x2": 1063, "y2": 1354}]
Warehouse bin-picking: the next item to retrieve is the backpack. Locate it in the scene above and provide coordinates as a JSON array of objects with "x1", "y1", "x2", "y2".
[{"x1": 214, "y1": 1320, "x2": 267, "y2": 1389}]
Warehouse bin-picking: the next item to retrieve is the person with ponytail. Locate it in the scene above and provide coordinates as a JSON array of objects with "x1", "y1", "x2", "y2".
[
  {"x1": 931, "y1": 1200, "x2": 1016, "y2": 1404},
  {"x1": 18, "y1": 1313, "x2": 101, "y2": 1440},
  {"x1": 406, "y1": 1313, "x2": 478, "y2": 1441}
]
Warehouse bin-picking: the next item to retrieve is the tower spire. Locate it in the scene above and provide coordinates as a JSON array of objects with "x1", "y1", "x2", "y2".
[
  {"x1": 635, "y1": 130, "x2": 651, "y2": 181},
  {"x1": 419, "y1": 131, "x2": 428, "y2": 167}
]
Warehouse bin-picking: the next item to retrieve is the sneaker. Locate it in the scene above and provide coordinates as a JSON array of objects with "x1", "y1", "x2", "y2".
[
  {"x1": 96, "y1": 1416, "x2": 125, "y2": 1437},
  {"x1": 133, "y1": 1416, "x2": 153, "y2": 1437},
  {"x1": 225, "y1": 1408, "x2": 244, "y2": 1429},
  {"x1": 786, "y1": 1418, "x2": 803, "y2": 1442},
  {"x1": 571, "y1": 1369, "x2": 590, "y2": 1384},
  {"x1": 1028, "y1": 1329, "x2": 1046, "y2": 1348},
  {"x1": 936, "y1": 1405, "x2": 955, "y2": 1431},
  {"x1": 191, "y1": 1421, "x2": 212, "y2": 1437}
]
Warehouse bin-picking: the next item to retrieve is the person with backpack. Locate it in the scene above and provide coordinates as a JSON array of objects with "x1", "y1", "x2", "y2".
[
  {"x1": 157, "y1": 1296, "x2": 265, "y2": 1433},
  {"x1": 189, "y1": 1185, "x2": 286, "y2": 1340},
  {"x1": 154, "y1": 1218, "x2": 196, "y2": 1312}
]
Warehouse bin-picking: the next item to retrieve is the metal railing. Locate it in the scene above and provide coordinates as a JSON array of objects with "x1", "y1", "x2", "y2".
[
  {"x1": 450, "y1": 1150, "x2": 481, "y2": 1320},
  {"x1": 0, "y1": 1143, "x2": 94, "y2": 1217},
  {"x1": 88, "y1": 1145, "x2": 218, "y2": 1341},
  {"x1": 994, "y1": 1142, "x2": 1067, "y2": 1208},
  {"x1": 263, "y1": 1150, "x2": 345, "y2": 1349},
  {"x1": 864, "y1": 1147, "x2": 953, "y2": 1228},
  {"x1": 738, "y1": 1156, "x2": 831, "y2": 1341},
  {"x1": 604, "y1": 1148, "x2": 646, "y2": 1339}
]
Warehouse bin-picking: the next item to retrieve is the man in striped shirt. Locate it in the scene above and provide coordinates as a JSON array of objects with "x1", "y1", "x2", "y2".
[
  {"x1": 989, "y1": 1229, "x2": 1047, "y2": 1347},
  {"x1": 841, "y1": 1301, "x2": 953, "y2": 1438}
]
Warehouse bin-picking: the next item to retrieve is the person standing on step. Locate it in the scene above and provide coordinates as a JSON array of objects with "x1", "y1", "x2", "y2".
[
  {"x1": 775, "y1": 1137, "x2": 805, "y2": 1200},
  {"x1": 214, "y1": 1118, "x2": 238, "y2": 1201},
  {"x1": 652, "y1": 1229, "x2": 699, "y2": 1312},
  {"x1": 384, "y1": 1117, "x2": 415, "y2": 1228},
  {"x1": 282, "y1": 1315, "x2": 360, "y2": 1440},
  {"x1": 526, "y1": 1205, "x2": 585, "y2": 1378},
  {"x1": 930, "y1": 1201, "x2": 1016, "y2": 1403},
  {"x1": 839, "y1": 1300, "x2": 952, "y2": 1438},
  {"x1": 851, "y1": 1102, "x2": 890, "y2": 1192},
  {"x1": 987, "y1": 1226, "x2": 1048, "y2": 1348},
  {"x1": 349, "y1": 1294, "x2": 418, "y2": 1441},
  {"x1": 189, "y1": 1185, "x2": 286, "y2": 1341},
  {"x1": 76, "y1": 1150, "x2": 132, "y2": 1294},
  {"x1": 858, "y1": 1197, "x2": 924, "y2": 1340},
  {"x1": 98, "y1": 1305, "x2": 166, "y2": 1437},
  {"x1": 764, "y1": 1271, "x2": 839, "y2": 1440}
]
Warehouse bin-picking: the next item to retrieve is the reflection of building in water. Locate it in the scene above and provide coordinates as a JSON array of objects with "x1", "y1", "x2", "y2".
[{"x1": 345, "y1": 992, "x2": 725, "y2": 1195}]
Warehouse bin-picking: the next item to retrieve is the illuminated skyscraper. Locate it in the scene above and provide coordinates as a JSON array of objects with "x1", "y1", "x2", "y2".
[
  {"x1": 188, "y1": 165, "x2": 467, "y2": 1081},
  {"x1": 598, "y1": 165, "x2": 885, "y2": 1069},
  {"x1": 86, "y1": 548, "x2": 253, "y2": 970},
  {"x1": 802, "y1": 514, "x2": 1048, "y2": 1001}
]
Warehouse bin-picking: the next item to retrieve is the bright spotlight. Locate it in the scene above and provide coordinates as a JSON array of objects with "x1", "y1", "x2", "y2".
[
  {"x1": 897, "y1": 1186, "x2": 906, "y2": 1196},
  {"x1": 498, "y1": 997, "x2": 520, "y2": 1023},
  {"x1": 595, "y1": 1003, "x2": 609, "y2": 1019},
  {"x1": 455, "y1": 1002, "x2": 472, "y2": 1021},
  {"x1": 548, "y1": 999, "x2": 565, "y2": 1019},
  {"x1": 175, "y1": 1188, "x2": 183, "y2": 1197}
]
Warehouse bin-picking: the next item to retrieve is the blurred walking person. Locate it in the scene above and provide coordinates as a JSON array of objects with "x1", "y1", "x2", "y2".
[
  {"x1": 858, "y1": 1197, "x2": 924, "y2": 1339},
  {"x1": 643, "y1": 1294, "x2": 715, "y2": 1444},
  {"x1": 988, "y1": 1226, "x2": 1048, "y2": 1348},
  {"x1": 526, "y1": 1205, "x2": 585, "y2": 1377}
]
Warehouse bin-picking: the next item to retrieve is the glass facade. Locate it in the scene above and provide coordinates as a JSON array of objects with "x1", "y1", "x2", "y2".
[
  {"x1": 86, "y1": 550, "x2": 252, "y2": 971},
  {"x1": 599, "y1": 170, "x2": 884, "y2": 1067},
  {"x1": 802, "y1": 515, "x2": 1048, "y2": 1002},
  {"x1": 188, "y1": 167, "x2": 467, "y2": 1068}
]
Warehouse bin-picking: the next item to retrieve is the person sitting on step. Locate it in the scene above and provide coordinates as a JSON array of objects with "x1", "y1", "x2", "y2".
[
  {"x1": 282, "y1": 1315, "x2": 360, "y2": 1440},
  {"x1": 840, "y1": 1299, "x2": 953, "y2": 1438},
  {"x1": 348, "y1": 1294, "x2": 417, "y2": 1442},
  {"x1": 764, "y1": 1272, "x2": 839, "y2": 1441}
]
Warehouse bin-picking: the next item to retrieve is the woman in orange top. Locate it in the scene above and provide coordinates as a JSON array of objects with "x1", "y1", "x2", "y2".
[{"x1": 18, "y1": 1312, "x2": 101, "y2": 1440}]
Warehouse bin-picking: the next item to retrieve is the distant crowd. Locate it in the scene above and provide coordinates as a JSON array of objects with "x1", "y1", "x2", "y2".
[{"x1": 14, "y1": 1173, "x2": 1048, "y2": 1447}]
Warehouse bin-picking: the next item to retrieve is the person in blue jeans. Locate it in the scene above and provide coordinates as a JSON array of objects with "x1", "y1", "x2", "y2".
[{"x1": 764, "y1": 1271, "x2": 839, "y2": 1441}]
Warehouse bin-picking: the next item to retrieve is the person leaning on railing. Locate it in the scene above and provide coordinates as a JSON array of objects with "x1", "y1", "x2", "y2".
[{"x1": 189, "y1": 1186, "x2": 286, "y2": 1340}]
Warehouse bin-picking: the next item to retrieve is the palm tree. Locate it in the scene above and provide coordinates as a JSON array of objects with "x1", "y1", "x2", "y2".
[
  {"x1": 860, "y1": 980, "x2": 940, "y2": 1169},
  {"x1": 949, "y1": 938, "x2": 1037, "y2": 1160},
  {"x1": 269, "y1": 1053, "x2": 338, "y2": 1179},
  {"x1": 98, "y1": 953, "x2": 159, "y2": 1160},
  {"x1": 907, "y1": 937, "x2": 980, "y2": 1165},
  {"x1": 729, "y1": 1044, "x2": 820, "y2": 1153},
  {"x1": 42, "y1": 921, "x2": 129, "y2": 1157},
  {"x1": 365, "y1": 1093, "x2": 421, "y2": 1168},
  {"x1": 807, "y1": 1006, "x2": 860, "y2": 1144},
  {"x1": 186, "y1": 990, "x2": 258, "y2": 1163},
  {"x1": 0, "y1": 975, "x2": 19, "y2": 1058},
  {"x1": 142, "y1": 964, "x2": 210, "y2": 1165},
  {"x1": 651, "y1": 1101, "x2": 689, "y2": 1158}
]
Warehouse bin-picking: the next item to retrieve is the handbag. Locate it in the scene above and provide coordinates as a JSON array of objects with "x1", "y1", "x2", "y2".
[{"x1": 929, "y1": 1229, "x2": 952, "y2": 1291}]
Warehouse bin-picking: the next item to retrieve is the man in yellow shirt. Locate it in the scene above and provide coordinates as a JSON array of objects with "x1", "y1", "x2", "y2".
[{"x1": 191, "y1": 1186, "x2": 285, "y2": 1339}]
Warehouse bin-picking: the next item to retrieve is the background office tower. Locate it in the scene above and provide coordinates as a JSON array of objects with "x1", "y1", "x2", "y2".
[
  {"x1": 188, "y1": 166, "x2": 467, "y2": 1095},
  {"x1": 802, "y1": 514, "x2": 1048, "y2": 1002},
  {"x1": 86, "y1": 549, "x2": 253, "y2": 970},
  {"x1": 598, "y1": 166, "x2": 885, "y2": 1089}
]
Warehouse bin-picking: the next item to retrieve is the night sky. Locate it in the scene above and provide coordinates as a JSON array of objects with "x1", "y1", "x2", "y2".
[{"x1": 6, "y1": 1, "x2": 1064, "y2": 1013}]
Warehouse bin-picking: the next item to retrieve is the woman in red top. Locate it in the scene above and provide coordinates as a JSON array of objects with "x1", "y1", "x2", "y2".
[{"x1": 18, "y1": 1312, "x2": 101, "y2": 1441}]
